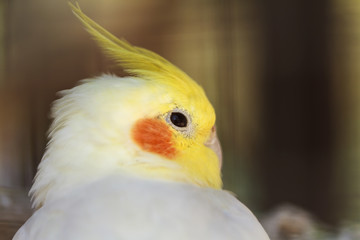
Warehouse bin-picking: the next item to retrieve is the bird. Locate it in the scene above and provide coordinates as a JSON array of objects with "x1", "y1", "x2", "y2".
[{"x1": 13, "y1": 3, "x2": 269, "y2": 240}]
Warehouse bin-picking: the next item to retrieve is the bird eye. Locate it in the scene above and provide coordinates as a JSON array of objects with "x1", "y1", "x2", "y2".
[
  {"x1": 170, "y1": 112, "x2": 188, "y2": 128},
  {"x1": 166, "y1": 108, "x2": 192, "y2": 135}
]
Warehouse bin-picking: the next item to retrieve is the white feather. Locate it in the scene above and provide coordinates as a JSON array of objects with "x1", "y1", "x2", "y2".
[
  {"x1": 30, "y1": 75, "x2": 181, "y2": 209},
  {"x1": 15, "y1": 174, "x2": 269, "y2": 240}
]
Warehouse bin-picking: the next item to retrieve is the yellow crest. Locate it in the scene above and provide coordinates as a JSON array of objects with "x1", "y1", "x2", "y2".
[{"x1": 69, "y1": 2, "x2": 204, "y2": 95}]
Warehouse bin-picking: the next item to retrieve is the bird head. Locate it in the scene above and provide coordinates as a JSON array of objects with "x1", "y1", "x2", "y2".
[{"x1": 30, "y1": 3, "x2": 222, "y2": 208}]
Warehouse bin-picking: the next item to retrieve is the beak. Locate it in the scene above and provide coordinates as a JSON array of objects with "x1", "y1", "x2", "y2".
[{"x1": 204, "y1": 126, "x2": 222, "y2": 169}]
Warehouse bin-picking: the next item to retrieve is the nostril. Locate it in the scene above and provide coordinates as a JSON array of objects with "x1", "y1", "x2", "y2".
[
  {"x1": 204, "y1": 125, "x2": 222, "y2": 169},
  {"x1": 206, "y1": 125, "x2": 216, "y2": 144}
]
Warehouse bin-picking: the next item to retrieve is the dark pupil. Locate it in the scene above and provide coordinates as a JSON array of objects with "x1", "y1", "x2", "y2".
[{"x1": 170, "y1": 112, "x2": 187, "y2": 128}]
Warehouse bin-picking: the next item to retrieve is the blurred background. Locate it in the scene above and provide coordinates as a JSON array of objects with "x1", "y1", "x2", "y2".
[{"x1": 1, "y1": 0, "x2": 360, "y2": 239}]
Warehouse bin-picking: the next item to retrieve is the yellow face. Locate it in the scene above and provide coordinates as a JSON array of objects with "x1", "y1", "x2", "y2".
[{"x1": 130, "y1": 83, "x2": 222, "y2": 189}]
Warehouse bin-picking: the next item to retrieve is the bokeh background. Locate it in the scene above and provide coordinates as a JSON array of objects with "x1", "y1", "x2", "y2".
[{"x1": 1, "y1": 0, "x2": 360, "y2": 239}]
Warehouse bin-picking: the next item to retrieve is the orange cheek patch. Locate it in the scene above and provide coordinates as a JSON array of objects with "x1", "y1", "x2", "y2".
[{"x1": 131, "y1": 118, "x2": 177, "y2": 159}]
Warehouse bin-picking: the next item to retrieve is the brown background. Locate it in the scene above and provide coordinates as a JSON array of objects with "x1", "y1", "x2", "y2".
[{"x1": 1, "y1": 0, "x2": 360, "y2": 238}]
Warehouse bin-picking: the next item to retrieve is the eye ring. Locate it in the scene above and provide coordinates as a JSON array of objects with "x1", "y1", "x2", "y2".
[{"x1": 166, "y1": 108, "x2": 193, "y2": 135}]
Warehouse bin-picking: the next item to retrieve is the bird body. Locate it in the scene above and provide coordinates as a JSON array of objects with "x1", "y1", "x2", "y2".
[
  {"x1": 15, "y1": 174, "x2": 268, "y2": 240},
  {"x1": 13, "y1": 3, "x2": 269, "y2": 239}
]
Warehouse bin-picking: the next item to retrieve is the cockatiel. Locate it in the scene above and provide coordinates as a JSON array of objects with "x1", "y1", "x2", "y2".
[{"x1": 13, "y1": 3, "x2": 269, "y2": 240}]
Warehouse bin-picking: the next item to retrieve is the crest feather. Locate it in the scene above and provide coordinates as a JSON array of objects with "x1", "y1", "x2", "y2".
[{"x1": 69, "y1": 2, "x2": 201, "y2": 92}]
